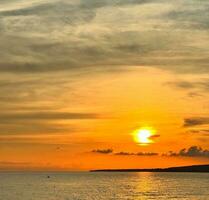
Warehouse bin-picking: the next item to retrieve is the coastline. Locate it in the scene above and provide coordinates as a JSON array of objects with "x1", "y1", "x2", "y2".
[{"x1": 90, "y1": 164, "x2": 209, "y2": 173}]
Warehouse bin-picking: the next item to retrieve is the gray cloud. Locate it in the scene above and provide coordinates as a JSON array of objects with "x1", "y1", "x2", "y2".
[
  {"x1": 0, "y1": 0, "x2": 208, "y2": 138},
  {"x1": 0, "y1": 111, "x2": 98, "y2": 121},
  {"x1": 0, "y1": 111, "x2": 99, "y2": 135},
  {"x1": 0, "y1": 1, "x2": 96, "y2": 26},
  {"x1": 92, "y1": 147, "x2": 209, "y2": 158},
  {"x1": 91, "y1": 149, "x2": 158, "y2": 156},
  {"x1": 184, "y1": 117, "x2": 209, "y2": 127},
  {"x1": 166, "y1": 146, "x2": 209, "y2": 158},
  {"x1": 166, "y1": 79, "x2": 209, "y2": 98},
  {"x1": 189, "y1": 129, "x2": 209, "y2": 134},
  {"x1": 0, "y1": 121, "x2": 76, "y2": 135},
  {"x1": 92, "y1": 149, "x2": 113, "y2": 154},
  {"x1": 167, "y1": 79, "x2": 209, "y2": 91},
  {"x1": 0, "y1": 0, "x2": 208, "y2": 73},
  {"x1": 80, "y1": 0, "x2": 154, "y2": 9},
  {"x1": 114, "y1": 151, "x2": 158, "y2": 156},
  {"x1": 0, "y1": 70, "x2": 103, "y2": 136},
  {"x1": 168, "y1": 81, "x2": 195, "y2": 89},
  {"x1": 165, "y1": 2, "x2": 209, "y2": 30}
]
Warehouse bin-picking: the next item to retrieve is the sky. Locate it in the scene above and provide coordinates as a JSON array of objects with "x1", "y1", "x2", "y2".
[{"x1": 0, "y1": 0, "x2": 209, "y2": 171}]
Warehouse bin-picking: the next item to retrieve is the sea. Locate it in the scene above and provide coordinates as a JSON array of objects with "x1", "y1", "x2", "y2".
[{"x1": 0, "y1": 172, "x2": 208, "y2": 200}]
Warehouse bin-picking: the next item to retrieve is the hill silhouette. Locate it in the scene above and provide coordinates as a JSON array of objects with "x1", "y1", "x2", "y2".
[{"x1": 91, "y1": 164, "x2": 209, "y2": 173}]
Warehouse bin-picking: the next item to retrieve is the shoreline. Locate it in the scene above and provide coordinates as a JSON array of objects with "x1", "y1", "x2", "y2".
[{"x1": 90, "y1": 164, "x2": 209, "y2": 173}]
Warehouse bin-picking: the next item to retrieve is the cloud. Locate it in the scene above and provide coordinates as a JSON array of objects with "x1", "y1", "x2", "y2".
[
  {"x1": 114, "y1": 151, "x2": 158, "y2": 156},
  {"x1": 184, "y1": 117, "x2": 209, "y2": 127},
  {"x1": 0, "y1": 0, "x2": 208, "y2": 139},
  {"x1": 0, "y1": 70, "x2": 104, "y2": 136},
  {"x1": 165, "y1": 2, "x2": 209, "y2": 30},
  {"x1": 166, "y1": 79, "x2": 209, "y2": 98},
  {"x1": 0, "y1": 111, "x2": 99, "y2": 135},
  {"x1": 91, "y1": 149, "x2": 158, "y2": 156},
  {"x1": 0, "y1": 1, "x2": 96, "y2": 26},
  {"x1": 167, "y1": 79, "x2": 209, "y2": 92},
  {"x1": 150, "y1": 134, "x2": 160, "y2": 139},
  {"x1": 0, "y1": 160, "x2": 57, "y2": 170},
  {"x1": 0, "y1": 122, "x2": 76, "y2": 136},
  {"x1": 189, "y1": 129, "x2": 209, "y2": 135},
  {"x1": 165, "y1": 146, "x2": 209, "y2": 158},
  {"x1": 0, "y1": 161, "x2": 34, "y2": 170},
  {"x1": 80, "y1": 0, "x2": 154, "y2": 9},
  {"x1": 92, "y1": 146, "x2": 209, "y2": 158},
  {"x1": 0, "y1": 161, "x2": 30, "y2": 166},
  {"x1": 0, "y1": 0, "x2": 208, "y2": 73},
  {"x1": 0, "y1": 111, "x2": 99, "y2": 121},
  {"x1": 92, "y1": 149, "x2": 113, "y2": 154},
  {"x1": 168, "y1": 81, "x2": 195, "y2": 89}
]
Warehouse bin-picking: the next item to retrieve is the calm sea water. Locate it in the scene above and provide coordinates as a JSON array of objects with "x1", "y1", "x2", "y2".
[{"x1": 0, "y1": 172, "x2": 208, "y2": 200}]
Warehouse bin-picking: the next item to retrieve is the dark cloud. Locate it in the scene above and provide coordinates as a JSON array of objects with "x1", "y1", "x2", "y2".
[
  {"x1": 166, "y1": 146, "x2": 209, "y2": 158},
  {"x1": 150, "y1": 134, "x2": 160, "y2": 139},
  {"x1": 0, "y1": 122, "x2": 76, "y2": 135},
  {"x1": 0, "y1": 1, "x2": 96, "y2": 25},
  {"x1": 92, "y1": 147, "x2": 209, "y2": 158},
  {"x1": 184, "y1": 117, "x2": 209, "y2": 127},
  {"x1": 165, "y1": 3, "x2": 209, "y2": 30},
  {"x1": 80, "y1": 0, "x2": 154, "y2": 9},
  {"x1": 0, "y1": 111, "x2": 99, "y2": 135},
  {"x1": 167, "y1": 79, "x2": 209, "y2": 91},
  {"x1": 0, "y1": 0, "x2": 154, "y2": 17},
  {"x1": 0, "y1": 111, "x2": 99, "y2": 121},
  {"x1": 188, "y1": 129, "x2": 209, "y2": 140},
  {"x1": 114, "y1": 152, "x2": 158, "y2": 156},
  {"x1": 91, "y1": 149, "x2": 158, "y2": 156},
  {"x1": 166, "y1": 79, "x2": 209, "y2": 98},
  {"x1": 168, "y1": 81, "x2": 195, "y2": 89},
  {"x1": 92, "y1": 149, "x2": 113, "y2": 154},
  {"x1": 189, "y1": 129, "x2": 209, "y2": 134}
]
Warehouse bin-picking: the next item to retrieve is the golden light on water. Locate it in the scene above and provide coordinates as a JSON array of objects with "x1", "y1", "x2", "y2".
[{"x1": 133, "y1": 127, "x2": 156, "y2": 145}]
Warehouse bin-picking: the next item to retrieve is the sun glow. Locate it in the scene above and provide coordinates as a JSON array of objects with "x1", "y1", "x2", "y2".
[{"x1": 133, "y1": 127, "x2": 156, "y2": 145}]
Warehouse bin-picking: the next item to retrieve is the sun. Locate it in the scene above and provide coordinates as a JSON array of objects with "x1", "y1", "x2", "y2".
[{"x1": 133, "y1": 127, "x2": 156, "y2": 145}]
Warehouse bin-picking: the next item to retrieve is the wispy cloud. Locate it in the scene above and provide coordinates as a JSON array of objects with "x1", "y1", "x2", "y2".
[
  {"x1": 0, "y1": 111, "x2": 99, "y2": 135},
  {"x1": 0, "y1": 111, "x2": 99, "y2": 121},
  {"x1": 0, "y1": 161, "x2": 30, "y2": 166},
  {"x1": 167, "y1": 79, "x2": 209, "y2": 92},
  {"x1": 184, "y1": 117, "x2": 209, "y2": 127},
  {"x1": 189, "y1": 129, "x2": 209, "y2": 135},
  {"x1": 0, "y1": 0, "x2": 208, "y2": 73}
]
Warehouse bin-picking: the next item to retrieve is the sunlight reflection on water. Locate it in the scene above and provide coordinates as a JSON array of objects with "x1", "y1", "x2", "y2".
[{"x1": 0, "y1": 172, "x2": 208, "y2": 200}]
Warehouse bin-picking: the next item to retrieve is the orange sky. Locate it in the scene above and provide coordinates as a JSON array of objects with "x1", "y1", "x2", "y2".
[
  {"x1": 0, "y1": 67, "x2": 208, "y2": 171},
  {"x1": 0, "y1": 0, "x2": 209, "y2": 171}
]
